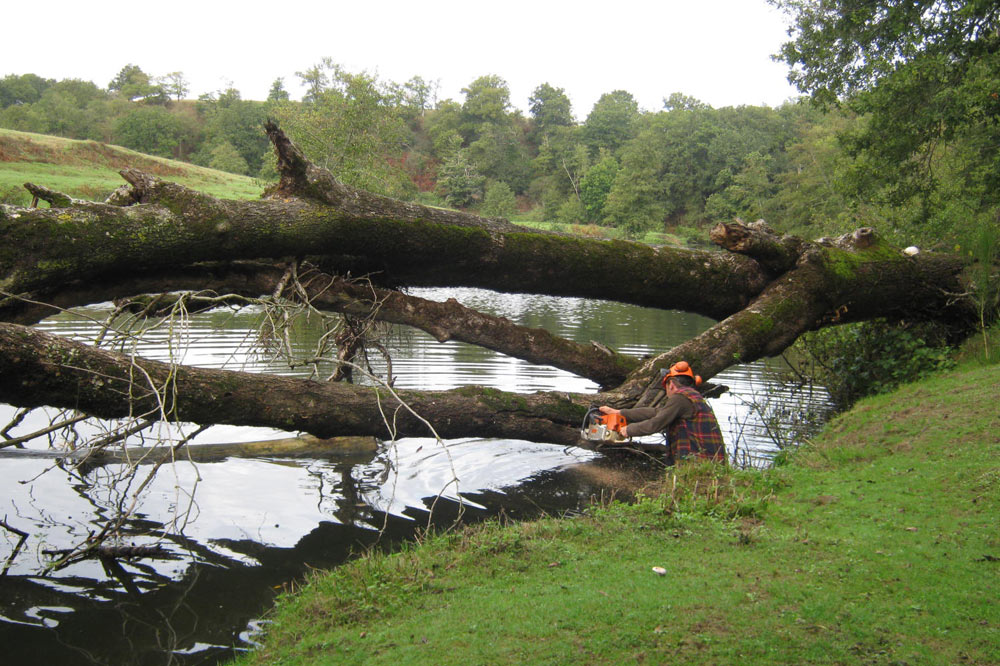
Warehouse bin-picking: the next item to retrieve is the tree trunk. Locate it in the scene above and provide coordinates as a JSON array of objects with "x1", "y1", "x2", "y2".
[
  {"x1": 0, "y1": 323, "x2": 592, "y2": 446},
  {"x1": 0, "y1": 124, "x2": 978, "y2": 448}
]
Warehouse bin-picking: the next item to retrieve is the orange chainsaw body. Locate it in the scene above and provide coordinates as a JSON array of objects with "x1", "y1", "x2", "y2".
[{"x1": 582, "y1": 409, "x2": 627, "y2": 443}]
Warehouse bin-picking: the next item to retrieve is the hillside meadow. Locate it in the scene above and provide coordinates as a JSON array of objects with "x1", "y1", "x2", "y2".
[{"x1": 0, "y1": 128, "x2": 263, "y2": 203}]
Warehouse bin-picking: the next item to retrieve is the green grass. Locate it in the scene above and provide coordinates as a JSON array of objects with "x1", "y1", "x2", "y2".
[
  {"x1": 0, "y1": 128, "x2": 263, "y2": 203},
  {"x1": 234, "y1": 360, "x2": 999, "y2": 665},
  {"x1": 510, "y1": 218, "x2": 693, "y2": 248}
]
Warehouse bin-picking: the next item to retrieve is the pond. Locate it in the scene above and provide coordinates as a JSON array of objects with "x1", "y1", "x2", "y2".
[{"x1": 0, "y1": 288, "x2": 831, "y2": 664}]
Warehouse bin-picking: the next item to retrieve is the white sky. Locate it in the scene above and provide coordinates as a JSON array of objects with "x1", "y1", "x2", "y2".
[{"x1": 3, "y1": 0, "x2": 799, "y2": 119}]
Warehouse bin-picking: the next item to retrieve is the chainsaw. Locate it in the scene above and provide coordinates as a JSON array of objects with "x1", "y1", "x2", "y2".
[{"x1": 580, "y1": 407, "x2": 627, "y2": 444}]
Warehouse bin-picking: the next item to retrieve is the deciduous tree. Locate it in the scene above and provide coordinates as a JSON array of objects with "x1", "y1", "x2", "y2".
[
  {"x1": 460, "y1": 74, "x2": 512, "y2": 140},
  {"x1": 771, "y1": 0, "x2": 1000, "y2": 222},
  {"x1": 582, "y1": 90, "x2": 639, "y2": 157},
  {"x1": 528, "y1": 82, "x2": 574, "y2": 144},
  {"x1": 108, "y1": 64, "x2": 166, "y2": 103},
  {"x1": 160, "y1": 72, "x2": 190, "y2": 101}
]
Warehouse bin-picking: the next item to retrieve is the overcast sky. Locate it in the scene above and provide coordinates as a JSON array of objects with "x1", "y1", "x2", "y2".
[{"x1": 3, "y1": 0, "x2": 800, "y2": 119}]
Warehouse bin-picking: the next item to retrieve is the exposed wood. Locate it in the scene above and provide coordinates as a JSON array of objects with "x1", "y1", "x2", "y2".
[{"x1": 709, "y1": 218, "x2": 804, "y2": 274}]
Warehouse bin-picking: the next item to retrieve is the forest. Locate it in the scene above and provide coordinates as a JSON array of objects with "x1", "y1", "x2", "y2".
[{"x1": 2, "y1": 0, "x2": 997, "y2": 259}]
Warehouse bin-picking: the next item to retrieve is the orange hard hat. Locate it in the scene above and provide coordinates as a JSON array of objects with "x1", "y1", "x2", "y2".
[{"x1": 661, "y1": 361, "x2": 703, "y2": 387}]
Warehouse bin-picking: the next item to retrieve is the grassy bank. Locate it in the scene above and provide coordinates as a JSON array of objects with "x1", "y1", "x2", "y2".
[
  {"x1": 0, "y1": 128, "x2": 263, "y2": 202},
  {"x1": 509, "y1": 216, "x2": 702, "y2": 248},
  {"x1": 234, "y1": 361, "x2": 998, "y2": 665}
]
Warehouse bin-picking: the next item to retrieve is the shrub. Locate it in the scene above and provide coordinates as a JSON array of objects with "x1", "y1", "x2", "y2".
[
  {"x1": 480, "y1": 181, "x2": 516, "y2": 218},
  {"x1": 795, "y1": 319, "x2": 955, "y2": 409}
]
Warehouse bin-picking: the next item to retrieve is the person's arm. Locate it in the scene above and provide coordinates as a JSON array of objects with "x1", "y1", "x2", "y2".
[{"x1": 621, "y1": 395, "x2": 692, "y2": 438}]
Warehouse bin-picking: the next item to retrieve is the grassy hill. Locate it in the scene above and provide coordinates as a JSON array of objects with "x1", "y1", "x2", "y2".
[
  {"x1": 0, "y1": 128, "x2": 263, "y2": 204},
  {"x1": 234, "y1": 359, "x2": 999, "y2": 665}
]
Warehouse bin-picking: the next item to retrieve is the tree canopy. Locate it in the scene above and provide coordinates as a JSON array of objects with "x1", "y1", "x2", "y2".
[
  {"x1": 772, "y1": 0, "x2": 1000, "y2": 231},
  {"x1": 2, "y1": 40, "x2": 998, "y2": 249}
]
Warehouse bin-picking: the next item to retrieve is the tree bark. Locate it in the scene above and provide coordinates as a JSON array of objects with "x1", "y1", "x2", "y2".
[
  {"x1": 0, "y1": 323, "x2": 592, "y2": 446},
  {"x1": 0, "y1": 124, "x2": 978, "y2": 448}
]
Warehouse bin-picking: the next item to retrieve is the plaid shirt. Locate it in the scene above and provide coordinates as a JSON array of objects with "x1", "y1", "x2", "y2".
[{"x1": 668, "y1": 386, "x2": 727, "y2": 463}]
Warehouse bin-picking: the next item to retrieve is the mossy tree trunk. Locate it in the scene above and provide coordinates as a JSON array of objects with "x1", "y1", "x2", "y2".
[{"x1": 0, "y1": 124, "x2": 977, "y2": 448}]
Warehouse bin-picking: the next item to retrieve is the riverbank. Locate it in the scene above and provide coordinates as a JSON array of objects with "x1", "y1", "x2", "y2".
[{"x1": 233, "y1": 361, "x2": 999, "y2": 665}]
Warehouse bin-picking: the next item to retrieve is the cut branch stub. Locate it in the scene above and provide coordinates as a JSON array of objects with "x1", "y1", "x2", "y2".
[
  {"x1": 263, "y1": 119, "x2": 346, "y2": 206},
  {"x1": 261, "y1": 120, "x2": 522, "y2": 233},
  {"x1": 710, "y1": 219, "x2": 804, "y2": 274}
]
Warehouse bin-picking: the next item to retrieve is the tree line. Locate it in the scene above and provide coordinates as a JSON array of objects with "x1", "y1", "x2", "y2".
[{"x1": 2, "y1": 0, "x2": 997, "y2": 251}]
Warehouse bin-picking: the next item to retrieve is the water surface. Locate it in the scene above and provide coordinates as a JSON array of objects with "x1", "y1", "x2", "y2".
[{"x1": 0, "y1": 288, "x2": 830, "y2": 664}]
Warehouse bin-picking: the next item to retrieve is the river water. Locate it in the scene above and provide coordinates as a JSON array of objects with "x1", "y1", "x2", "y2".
[{"x1": 0, "y1": 288, "x2": 831, "y2": 665}]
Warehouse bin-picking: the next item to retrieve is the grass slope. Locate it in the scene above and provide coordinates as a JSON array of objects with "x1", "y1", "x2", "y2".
[
  {"x1": 235, "y1": 362, "x2": 999, "y2": 665},
  {"x1": 0, "y1": 128, "x2": 263, "y2": 202}
]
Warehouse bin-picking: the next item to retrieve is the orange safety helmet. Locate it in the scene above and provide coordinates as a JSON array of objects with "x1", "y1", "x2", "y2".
[{"x1": 661, "y1": 361, "x2": 703, "y2": 389}]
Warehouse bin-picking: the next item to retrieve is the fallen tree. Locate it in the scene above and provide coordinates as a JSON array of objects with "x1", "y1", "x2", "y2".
[{"x1": 0, "y1": 122, "x2": 982, "y2": 449}]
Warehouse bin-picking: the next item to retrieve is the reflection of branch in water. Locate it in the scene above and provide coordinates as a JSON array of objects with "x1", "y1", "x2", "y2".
[
  {"x1": 1, "y1": 517, "x2": 28, "y2": 575},
  {"x1": 308, "y1": 461, "x2": 375, "y2": 527},
  {"x1": 44, "y1": 424, "x2": 209, "y2": 572},
  {"x1": 0, "y1": 291, "x2": 212, "y2": 571}
]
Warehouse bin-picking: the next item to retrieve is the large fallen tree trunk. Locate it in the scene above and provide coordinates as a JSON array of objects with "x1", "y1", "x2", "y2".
[
  {"x1": 0, "y1": 323, "x2": 591, "y2": 446},
  {"x1": 0, "y1": 123, "x2": 980, "y2": 447}
]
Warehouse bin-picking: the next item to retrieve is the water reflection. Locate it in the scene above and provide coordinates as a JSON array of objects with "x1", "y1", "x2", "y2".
[{"x1": 1, "y1": 287, "x2": 830, "y2": 664}]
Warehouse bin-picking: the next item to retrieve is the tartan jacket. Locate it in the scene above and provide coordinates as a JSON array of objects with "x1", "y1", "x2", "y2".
[{"x1": 668, "y1": 386, "x2": 727, "y2": 463}]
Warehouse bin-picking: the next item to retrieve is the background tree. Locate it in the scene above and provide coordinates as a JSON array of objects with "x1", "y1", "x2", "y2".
[
  {"x1": 528, "y1": 82, "x2": 574, "y2": 145},
  {"x1": 401, "y1": 75, "x2": 437, "y2": 117},
  {"x1": 460, "y1": 74, "x2": 512, "y2": 141},
  {"x1": 704, "y1": 151, "x2": 777, "y2": 222},
  {"x1": 436, "y1": 146, "x2": 485, "y2": 207},
  {"x1": 481, "y1": 180, "x2": 517, "y2": 218},
  {"x1": 207, "y1": 140, "x2": 250, "y2": 175},
  {"x1": 5, "y1": 79, "x2": 108, "y2": 139},
  {"x1": 268, "y1": 77, "x2": 290, "y2": 102},
  {"x1": 295, "y1": 57, "x2": 339, "y2": 103},
  {"x1": 108, "y1": 64, "x2": 165, "y2": 103},
  {"x1": 0, "y1": 73, "x2": 53, "y2": 108},
  {"x1": 582, "y1": 90, "x2": 640, "y2": 157},
  {"x1": 160, "y1": 71, "x2": 190, "y2": 101},
  {"x1": 193, "y1": 87, "x2": 270, "y2": 175},
  {"x1": 531, "y1": 125, "x2": 588, "y2": 221},
  {"x1": 279, "y1": 61, "x2": 412, "y2": 197},
  {"x1": 579, "y1": 152, "x2": 619, "y2": 223},
  {"x1": 771, "y1": 0, "x2": 1000, "y2": 240},
  {"x1": 770, "y1": 103, "x2": 856, "y2": 237},
  {"x1": 604, "y1": 102, "x2": 792, "y2": 232},
  {"x1": 423, "y1": 99, "x2": 464, "y2": 156},
  {"x1": 662, "y1": 91, "x2": 709, "y2": 112},
  {"x1": 111, "y1": 105, "x2": 190, "y2": 157},
  {"x1": 467, "y1": 122, "x2": 533, "y2": 194}
]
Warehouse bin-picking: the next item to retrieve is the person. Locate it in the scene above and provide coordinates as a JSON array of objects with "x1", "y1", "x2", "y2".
[{"x1": 599, "y1": 361, "x2": 726, "y2": 463}]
